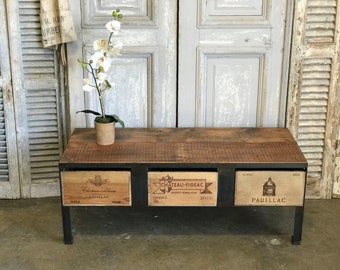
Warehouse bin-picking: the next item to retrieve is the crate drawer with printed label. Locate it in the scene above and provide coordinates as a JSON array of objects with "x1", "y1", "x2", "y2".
[
  {"x1": 61, "y1": 171, "x2": 131, "y2": 206},
  {"x1": 234, "y1": 171, "x2": 306, "y2": 206},
  {"x1": 148, "y1": 171, "x2": 218, "y2": 206}
]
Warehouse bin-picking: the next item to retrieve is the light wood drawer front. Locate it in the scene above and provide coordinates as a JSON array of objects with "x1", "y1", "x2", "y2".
[
  {"x1": 235, "y1": 171, "x2": 306, "y2": 206},
  {"x1": 148, "y1": 171, "x2": 218, "y2": 206},
  {"x1": 61, "y1": 171, "x2": 131, "y2": 206}
]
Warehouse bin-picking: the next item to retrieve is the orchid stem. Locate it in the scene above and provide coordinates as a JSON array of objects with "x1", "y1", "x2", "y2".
[{"x1": 88, "y1": 63, "x2": 105, "y2": 118}]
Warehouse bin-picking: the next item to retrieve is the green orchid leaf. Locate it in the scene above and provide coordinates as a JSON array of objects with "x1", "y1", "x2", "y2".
[
  {"x1": 77, "y1": 110, "x2": 101, "y2": 116},
  {"x1": 107, "y1": 114, "x2": 125, "y2": 128},
  {"x1": 77, "y1": 111, "x2": 124, "y2": 127}
]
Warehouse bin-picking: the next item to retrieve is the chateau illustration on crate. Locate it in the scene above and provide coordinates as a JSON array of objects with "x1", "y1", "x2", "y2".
[
  {"x1": 263, "y1": 177, "x2": 276, "y2": 196},
  {"x1": 235, "y1": 171, "x2": 306, "y2": 206},
  {"x1": 148, "y1": 172, "x2": 218, "y2": 206}
]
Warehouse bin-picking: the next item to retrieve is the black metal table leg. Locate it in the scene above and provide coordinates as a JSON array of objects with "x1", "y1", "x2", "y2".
[
  {"x1": 61, "y1": 206, "x2": 73, "y2": 244},
  {"x1": 291, "y1": 206, "x2": 304, "y2": 245}
]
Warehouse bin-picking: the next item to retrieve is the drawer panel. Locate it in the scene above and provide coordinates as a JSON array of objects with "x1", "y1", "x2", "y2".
[
  {"x1": 61, "y1": 171, "x2": 131, "y2": 206},
  {"x1": 148, "y1": 171, "x2": 218, "y2": 206},
  {"x1": 235, "y1": 171, "x2": 306, "y2": 206}
]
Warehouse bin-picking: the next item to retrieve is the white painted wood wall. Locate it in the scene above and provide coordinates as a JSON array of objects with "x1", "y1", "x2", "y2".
[{"x1": 0, "y1": 0, "x2": 339, "y2": 199}]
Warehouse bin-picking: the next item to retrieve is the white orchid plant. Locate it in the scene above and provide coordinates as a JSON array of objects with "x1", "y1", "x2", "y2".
[{"x1": 77, "y1": 9, "x2": 124, "y2": 127}]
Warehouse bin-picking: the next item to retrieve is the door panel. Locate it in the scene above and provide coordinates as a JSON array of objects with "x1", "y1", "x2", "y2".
[
  {"x1": 203, "y1": 54, "x2": 260, "y2": 127},
  {"x1": 178, "y1": 0, "x2": 290, "y2": 127},
  {"x1": 68, "y1": 0, "x2": 177, "y2": 129}
]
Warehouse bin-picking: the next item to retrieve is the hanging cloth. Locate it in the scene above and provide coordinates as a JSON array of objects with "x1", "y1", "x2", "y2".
[{"x1": 40, "y1": 0, "x2": 77, "y2": 48}]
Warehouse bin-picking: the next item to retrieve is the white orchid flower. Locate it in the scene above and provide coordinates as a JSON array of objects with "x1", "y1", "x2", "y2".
[
  {"x1": 105, "y1": 41, "x2": 123, "y2": 57},
  {"x1": 82, "y1": 78, "x2": 93, "y2": 92},
  {"x1": 105, "y1": 20, "x2": 121, "y2": 35},
  {"x1": 96, "y1": 72, "x2": 107, "y2": 83},
  {"x1": 89, "y1": 51, "x2": 103, "y2": 67},
  {"x1": 93, "y1": 39, "x2": 108, "y2": 51},
  {"x1": 100, "y1": 58, "x2": 112, "y2": 72},
  {"x1": 89, "y1": 52, "x2": 112, "y2": 72}
]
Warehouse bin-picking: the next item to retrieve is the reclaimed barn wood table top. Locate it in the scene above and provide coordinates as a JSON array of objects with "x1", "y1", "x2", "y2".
[{"x1": 59, "y1": 128, "x2": 307, "y2": 164}]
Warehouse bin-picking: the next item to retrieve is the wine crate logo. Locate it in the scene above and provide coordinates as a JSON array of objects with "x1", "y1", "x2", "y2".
[
  {"x1": 152, "y1": 174, "x2": 213, "y2": 194},
  {"x1": 88, "y1": 175, "x2": 108, "y2": 187},
  {"x1": 263, "y1": 177, "x2": 276, "y2": 196},
  {"x1": 252, "y1": 176, "x2": 286, "y2": 204}
]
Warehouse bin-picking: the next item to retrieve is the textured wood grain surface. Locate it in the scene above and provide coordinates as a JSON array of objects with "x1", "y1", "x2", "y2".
[{"x1": 60, "y1": 128, "x2": 306, "y2": 165}]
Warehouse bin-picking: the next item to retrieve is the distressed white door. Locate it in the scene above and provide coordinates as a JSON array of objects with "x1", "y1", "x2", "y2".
[
  {"x1": 0, "y1": 0, "x2": 20, "y2": 198},
  {"x1": 178, "y1": 0, "x2": 292, "y2": 127},
  {"x1": 69, "y1": 0, "x2": 291, "y2": 129},
  {"x1": 68, "y1": 0, "x2": 177, "y2": 129}
]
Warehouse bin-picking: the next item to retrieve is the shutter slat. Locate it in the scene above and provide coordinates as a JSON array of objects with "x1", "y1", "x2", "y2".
[
  {"x1": 301, "y1": 86, "x2": 329, "y2": 93},
  {"x1": 31, "y1": 155, "x2": 59, "y2": 162},
  {"x1": 299, "y1": 113, "x2": 327, "y2": 120},
  {"x1": 300, "y1": 100, "x2": 328, "y2": 107},
  {"x1": 302, "y1": 71, "x2": 330, "y2": 79},
  {"x1": 307, "y1": 0, "x2": 336, "y2": 7},
  {"x1": 300, "y1": 107, "x2": 327, "y2": 113},
  {"x1": 301, "y1": 79, "x2": 330, "y2": 86},
  {"x1": 29, "y1": 149, "x2": 61, "y2": 157},
  {"x1": 301, "y1": 93, "x2": 329, "y2": 100}
]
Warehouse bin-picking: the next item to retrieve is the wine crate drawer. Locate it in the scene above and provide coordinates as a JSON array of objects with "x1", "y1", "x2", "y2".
[
  {"x1": 235, "y1": 171, "x2": 306, "y2": 206},
  {"x1": 61, "y1": 171, "x2": 131, "y2": 206},
  {"x1": 148, "y1": 171, "x2": 218, "y2": 206}
]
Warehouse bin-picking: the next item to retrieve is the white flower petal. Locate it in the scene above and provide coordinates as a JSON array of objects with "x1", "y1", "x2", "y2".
[
  {"x1": 101, "y1": 58, "x2": 112, "y2": 72},
  {"x1": 89, "y1": 52, "x2": 105, "y2": 68},
  {"x1": 97, "y1": 73, "x2": 107, "y2": 82},
  {"x1": 83, "y1": 84, "x2": 93, "y2": 92},
  {"x1": 105, "y1": 20, "x2": 121, "y2": 33},
  {"x1": 83, "y1": 78, "x2": 90, "y2": 85},
  {"x1": 93, "y1": 39, "x2": 107, "y2": 51},
  {"x1": 105, "y1": 41, "x2": 123, "y2": 57}
]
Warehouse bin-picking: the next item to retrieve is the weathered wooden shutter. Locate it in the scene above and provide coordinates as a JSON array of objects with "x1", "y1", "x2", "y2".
[
  {"x1": 15, "y1": 0, "x2": 65, "y2": 197},
  {"x1": 287, "y1": 0, "x2": 340, "y2": 198},
  {"x1": 0, "y1": 0, "x2": 21, "y2": 198}
]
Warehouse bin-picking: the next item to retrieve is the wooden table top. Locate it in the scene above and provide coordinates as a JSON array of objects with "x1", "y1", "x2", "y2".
[{"x1": 59, "y1": 128, "x2": 307, "y2": 165}]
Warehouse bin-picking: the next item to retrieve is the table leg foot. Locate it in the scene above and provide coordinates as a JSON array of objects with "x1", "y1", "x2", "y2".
[
  {"x1": 291, "y1": 235, "x2": 301, "y2": 245},
  {"x1": 61, "y1": 206, "x2": 73, "y2": 244},
  {"x1": 291, "y1": 206, "x2": 304, "y2": 245}
]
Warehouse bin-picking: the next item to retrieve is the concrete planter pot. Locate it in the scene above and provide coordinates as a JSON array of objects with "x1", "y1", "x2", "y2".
[{"x1": 94, "y1": 120, "x2": 115, "y2": 145}]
